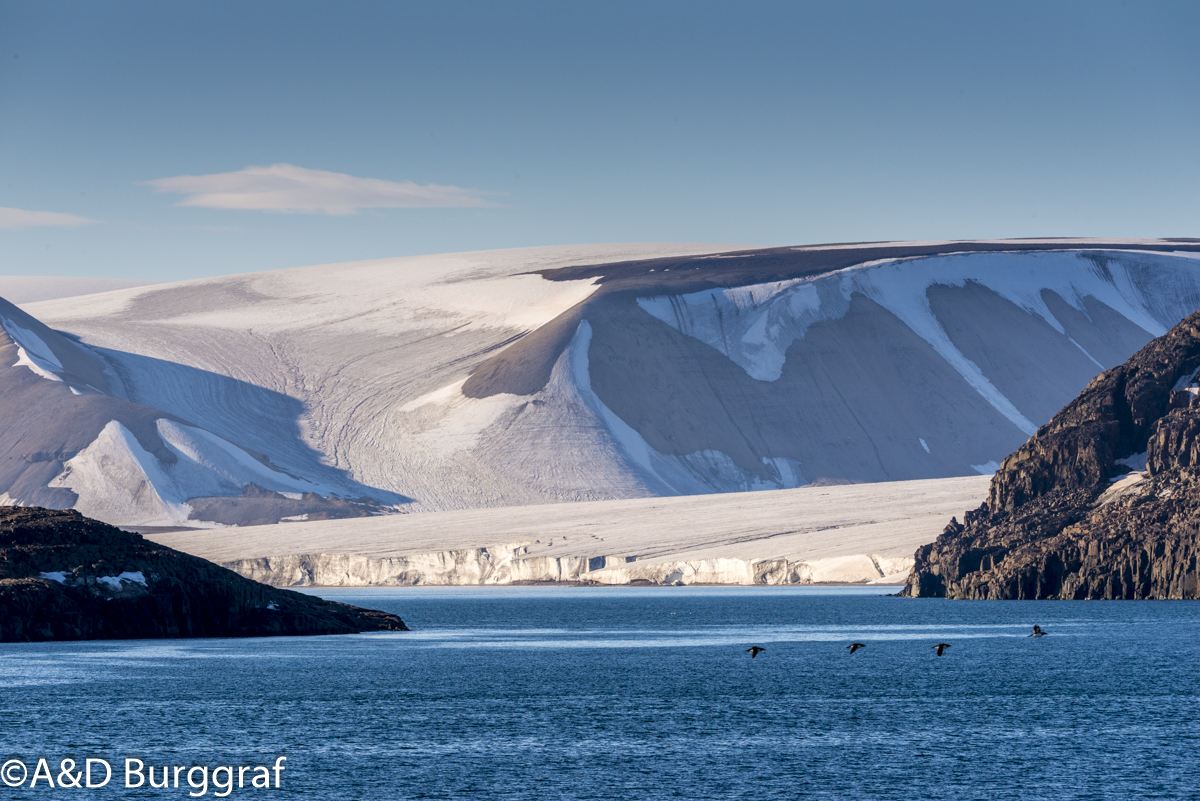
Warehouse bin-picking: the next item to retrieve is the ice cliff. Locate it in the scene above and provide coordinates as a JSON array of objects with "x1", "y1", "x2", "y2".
[{"x1": 224, "y1": 546, "x2": 912, "y2": 587}]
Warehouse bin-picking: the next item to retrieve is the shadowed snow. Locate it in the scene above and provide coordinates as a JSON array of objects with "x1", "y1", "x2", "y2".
[{"x1": 10, "y1": 240, "x2": 1200, "y2": 524}]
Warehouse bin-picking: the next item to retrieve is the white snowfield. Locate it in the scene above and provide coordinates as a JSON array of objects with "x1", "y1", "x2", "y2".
[
  {"x1": 4, "y1": 238, "x2": 1198, "y2": 585},
  {"x1": 0, "y1": 276, "x2": 157, "y2": 304},
  {"x1": 22, "y1": 243, "x2": 746, "y2": 520},
  {"x1": 18, "y1": 239, "x2": 1200, "y2": 533},
  {"x1": 148, "y1": 475, "x2": 990, "y2": 586}
]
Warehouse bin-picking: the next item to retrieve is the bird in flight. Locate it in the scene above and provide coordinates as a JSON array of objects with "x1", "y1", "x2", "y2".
[
  {"x1": 848, "y1": 643, "x2": 866, "y2": 654},
  {"x1": 931, "y1": 643, "x2": 951, "y2": 656},
  {"x1": 746, "y1": 646, "x2": 766, "y2": 658},
  {"x1": 1029, "y1": 625, "x2": 1047, "y2": 637}
]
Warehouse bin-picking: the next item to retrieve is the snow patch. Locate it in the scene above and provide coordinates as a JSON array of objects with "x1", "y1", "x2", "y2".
[
  {"x1": 96, "y1": 571, "x2": 147, "y2": 590},
  {"x1": 1, "y1": 317, "x2": 64, "y2": 382},
  {"x1": 1172, "y1": 367, "x2": 1200, "y2": 393},
  {"x1": 1115, "y1": 452, "x2": 1148, "y2": 473},
  {"x1": 13, "y1": 347, "x2": 64, "y2": 382},
  {"x1": 971, "y1": 460, "x2": 1001, "y2": 475},
  {"x1": 38, "y1": 570, "x2": 147, "y2": 589},
  {"x1": 762, "y1": 456, "x2": 806, "y2": 488},
  {"x1": 919, "y1": 438, "x2": 930, "y2": 453},
  {"x1": 1098, "y1": 471, "x2": 1146, "y2": 505},
  {"x1": 398, "y1": 379, "x2": 527, "y2": 454}
]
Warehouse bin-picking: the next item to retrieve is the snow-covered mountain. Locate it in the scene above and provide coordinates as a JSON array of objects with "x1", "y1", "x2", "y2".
[
  {"x1": 10, "y1": 239, "x2": 1200, "y2": 527},
  {"x1": 0, "y1": 296, "x2": 390, "y2": 527}
]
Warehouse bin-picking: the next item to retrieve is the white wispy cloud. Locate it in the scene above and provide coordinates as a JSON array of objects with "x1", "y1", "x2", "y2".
[
  {"x1": 0, "y1": 207, "x2": 97, "y2": 229},
  {"x1": 141, "y1": 163, "x2": 497, "y2": 215}
]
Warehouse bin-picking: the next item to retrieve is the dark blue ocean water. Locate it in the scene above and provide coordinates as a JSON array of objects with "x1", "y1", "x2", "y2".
[{"x1": 1, "y1": 586, "x2": 1197, "y2": 800}]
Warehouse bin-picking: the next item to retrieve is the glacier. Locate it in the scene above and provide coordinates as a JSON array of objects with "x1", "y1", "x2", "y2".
[
  {"x1": 5, "y1": 239, "x2": 1200, "y2": 544},
  {"x1": 150, "y1": 474, "x2": 989, "y2": 587}
]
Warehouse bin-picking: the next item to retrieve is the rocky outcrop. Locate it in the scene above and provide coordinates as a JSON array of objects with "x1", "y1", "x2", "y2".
[
  {"x1": 0, "y1": 507, "x2": 407, "y2": 641},
  {"x1": 905, "y1": 310, "x2": 1200, "y2": 599}
]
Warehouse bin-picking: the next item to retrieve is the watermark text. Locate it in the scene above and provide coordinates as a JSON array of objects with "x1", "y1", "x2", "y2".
[{"x1": 1, "y1": 757, "x2": 286, "y2": 796}]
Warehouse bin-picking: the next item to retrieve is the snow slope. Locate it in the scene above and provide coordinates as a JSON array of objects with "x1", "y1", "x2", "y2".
[
  {"x1": 635, "y1": 250, "x2": 1191, "y2": 435},
  {"x1": 0, "y1": 295, "x2": 375, "y2": 526},
  {"x1": 13, "y1": 239, "x2": 1200, "y2": 527},
  {"x1": 25, "y1": 244, "x2": 743, "y2": 516},
  {"x1": 0, "y1": 276, "x2": 157, "y2": 304},
  {"x1": 148, "y1": 474, "x2": 990, "y2": 586},
  {"x1": 572, "y1": 247, "x2": 1200, "y2": 490}
]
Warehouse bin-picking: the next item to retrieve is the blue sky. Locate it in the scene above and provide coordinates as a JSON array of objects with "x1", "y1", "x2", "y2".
[{"x1": 1, "y1": 1, "x2": 1197, "y2": 281}]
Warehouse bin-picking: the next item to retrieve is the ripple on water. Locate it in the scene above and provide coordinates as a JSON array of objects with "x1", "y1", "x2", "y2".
[{"x1": 0, "y1": 587, "x2": 1196, "y2": 800}]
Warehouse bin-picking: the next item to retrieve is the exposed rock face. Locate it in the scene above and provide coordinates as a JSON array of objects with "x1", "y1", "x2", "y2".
[
  {"x1": 905, "y1": 310, "x2": 1200, "y2": 599},
  {"x1": 0, "y1": 507, "x2": 407, "y2": 641}
]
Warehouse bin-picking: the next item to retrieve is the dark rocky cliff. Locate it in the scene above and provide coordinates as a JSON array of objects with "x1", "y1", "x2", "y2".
[
  {"x1": 905, "y1": 310, "x2": 1200, "y2": 599},
  {"x1": 0, "y1": 507, "x2": 408, "y2": 641}
]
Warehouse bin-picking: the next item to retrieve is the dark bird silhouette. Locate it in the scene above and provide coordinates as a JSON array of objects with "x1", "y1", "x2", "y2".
[
  {"x1": 848, "y1": 643, "x2": 866, "y2": 654},
  {"x1": 932, "y1": 643, "x2": 951, "y2": 656},
  {"x1": 746, "y1": 646, "x2": 766, "y2": 658},
  {"x1": 1029, "y1": 625, "x2": 1047, "y2": 638}
]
